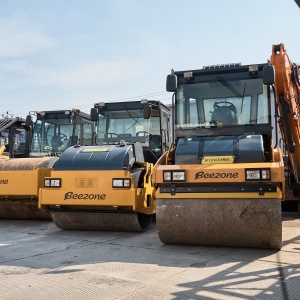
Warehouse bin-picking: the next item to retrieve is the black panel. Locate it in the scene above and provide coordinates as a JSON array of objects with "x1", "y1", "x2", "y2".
[
  {"x1": 159, "y1": 183, "x2": 278, "y2": 194},
  {"x1": 54, "y1": 145, "x2": 136, "y2": 170},
  {"x1": 175, "y1": 135, "x2": 265, "y2": 164}
]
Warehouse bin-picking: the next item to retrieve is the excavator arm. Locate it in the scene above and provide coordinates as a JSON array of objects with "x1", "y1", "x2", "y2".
[{"x1": 269, "y1": 43, "x2": 300, "y2": 190}]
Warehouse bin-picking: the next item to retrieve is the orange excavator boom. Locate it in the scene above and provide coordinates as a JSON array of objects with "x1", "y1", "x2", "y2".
[{"x1": 268, "y1": 43, "x2": 300, "y2": 190}]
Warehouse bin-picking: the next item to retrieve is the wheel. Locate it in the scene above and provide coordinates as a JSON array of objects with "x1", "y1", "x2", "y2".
[{"x1": 136, "y1": 131, "x2": 152, "y2": 137}]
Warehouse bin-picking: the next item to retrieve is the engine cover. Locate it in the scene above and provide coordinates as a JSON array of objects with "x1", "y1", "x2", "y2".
[{"x1": 175, "y1": 135, "x2": 265, "y2": 164}]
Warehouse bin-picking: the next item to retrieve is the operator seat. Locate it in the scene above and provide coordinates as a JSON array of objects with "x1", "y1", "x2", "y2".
[
  {"x1": 211, "y1": 102, "x2": 237, "y2": 126},
  {"x1": 149, "y1": 134, "x2": 162, "y2": 157}
]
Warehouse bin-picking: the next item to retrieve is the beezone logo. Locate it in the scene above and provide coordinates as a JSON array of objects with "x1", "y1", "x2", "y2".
[
  {"x1": 64, "y1": 192, "x2": 106, "y2": 200},
  {"x1": 195, "y1": 171, "x2": 238, "y2": 180},
  {"x1": 0, "y1": 179, "x2": 8, "y2": 184}
]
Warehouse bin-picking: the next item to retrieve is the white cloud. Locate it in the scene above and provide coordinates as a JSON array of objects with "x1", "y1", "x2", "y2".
[
  {"x1": 0, "y1": 57, "x2": 147, "y2": 92},
  {"x1": 0, "y1": 17, "x2": 55, "y2": 58},
  {"x1": 29, "y1": 60, "x2": 146, "y2": 89}
]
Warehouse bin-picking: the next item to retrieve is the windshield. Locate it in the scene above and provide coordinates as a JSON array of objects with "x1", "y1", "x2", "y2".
[
  {"x1": 96, "y1": 108, "x2": 162, "y2": 153},
  {"x1": 0, "y1": 126, "x2": 28, "y2": 157},
  {"x1": 30, "y1": 116, "x2": 82, "y2": 157},
  {"x1": 0, "y1": 132, "x2": 8, "y2": 148},
  {"x1": 175, "y1": 76, "x2": 269, "y2": 129}
]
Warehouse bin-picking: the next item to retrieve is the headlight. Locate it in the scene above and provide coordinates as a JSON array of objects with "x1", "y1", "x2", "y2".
[
  {"x1": 245, "y1": 169, "x2": 271, "y2": 181},
  {"x1": 44, "y1": 178, "x2": 61, "y2": 188},
  {"x1": 112, "y1": 179, "x2": 123, "y2": 187},
  {"x1": 172, "y1": 171, "x2": 185, "y2": 181},
  {"x1": 246, "y1": 170, "x2": 260, "y2": 180},
  {"x1": 123, "y1": 179, "x2": 131, "y2": 187},
  {"x1": 163, "y1": 170, "x2": 186, "y2": 182},
  {"x1": 261, "y1": 169, "x2": 271, "y2": 180},
  {"x1": 163, "y1": 171, "x2": 172, "y2": 181},
  {"x1": 112, "y1": 178, "x2": 131, "y2": 188}
]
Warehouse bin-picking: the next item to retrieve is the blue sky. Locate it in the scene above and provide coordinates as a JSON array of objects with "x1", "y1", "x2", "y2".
[{"x1": 0, "y1": 0, "x2": 299, "y2": 118}]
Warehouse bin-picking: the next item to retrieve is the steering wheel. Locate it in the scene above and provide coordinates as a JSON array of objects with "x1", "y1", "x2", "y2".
[
  {"x1": 136, "y1": 131, "x2": 152, "y2": 137},
  {"x1": 213, "y1": 101, "x2": 237, "y2": 114},
  {"x1": 213, "y1": 101, "x2": 235, "y2": 109},
  {"x1": 58, "y1": 133, "x2": 67, "y2": 140},
  {"x1": 105, "y1": 133, "x2": 119, "y2": 138}
]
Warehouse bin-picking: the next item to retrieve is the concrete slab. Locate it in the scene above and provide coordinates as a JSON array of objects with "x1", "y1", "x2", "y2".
[{"x1": 0, "y1": 212, "x2": 299, "y2": 299}]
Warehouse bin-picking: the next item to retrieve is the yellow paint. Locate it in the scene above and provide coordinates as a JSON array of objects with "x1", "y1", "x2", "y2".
[
  {"x1": 0, "y1": 145, "x2": 9, "y2": 159},
  {"x1": 39, "y1": 162, "x2": 156, "y2": 215},
  {"x1": 0, "y1": 168, "x2": 52, "y2": 199}
]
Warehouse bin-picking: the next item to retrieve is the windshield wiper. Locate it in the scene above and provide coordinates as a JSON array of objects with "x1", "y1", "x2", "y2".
[
  {"x1": 216, "y1": 76, "x2": 243, "y2": 98},
  {"x1": 240, "y1": 82, "x2": 246, "y2": 114},
  {"x1": 124, "y1": 108, "x2": 141, "y2": 133}
]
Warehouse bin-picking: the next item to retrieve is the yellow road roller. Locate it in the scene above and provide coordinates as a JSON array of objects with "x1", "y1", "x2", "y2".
[
  {"x1": 39, "y1": 100, "x2": 171, "y2": 231},
  {"x1": 0, "y1": 109, "x2": 94, "y2": 219},
  {"x1": 152, "y1": 53, "x2": 294, "y2": 249}
]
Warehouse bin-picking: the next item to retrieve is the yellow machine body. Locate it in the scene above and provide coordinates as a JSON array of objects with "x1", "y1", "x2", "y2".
[
  {"x1": 0, "y1": 157, "x2": 56, "y2": 219},
  {"x1": 1, "y1": 168, "x2": 51, "y2": 198},
  {"x1": 154, "y1": 153, "x2": 284, "y2": 200},
  {"x1": 40, "y1": 165, "x2": 155, "y2": 214}
]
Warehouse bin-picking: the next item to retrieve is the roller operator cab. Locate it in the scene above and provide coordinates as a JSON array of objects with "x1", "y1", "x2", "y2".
[
  {"x1": 153, "y1": 63, "x2": 285, "y2": 249},
  {"x1": 0, "y1": 116, "x2": 31, "y2": 159},
  {"x1": 0, "y1": 108, "x2": 94, "y2": 220},
  {"x1": 39, "y1": 100, "x2": 171, "y2": 232},
  {"x1": 29, "y1": 109, "x2": 94, "y2": 158}
]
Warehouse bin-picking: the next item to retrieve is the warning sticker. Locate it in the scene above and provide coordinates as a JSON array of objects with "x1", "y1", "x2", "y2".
[
  {"x1": 202, "y1": 156, "x2": 234, "y2": 164},
  {"x1": 82, "y1": 148, "x2": 109, "y2": 152}
]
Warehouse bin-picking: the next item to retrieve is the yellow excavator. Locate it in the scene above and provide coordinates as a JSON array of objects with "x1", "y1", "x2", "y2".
[
  {"x1": 39, "y1": 100, "x2": 171, "y2": 231},
  {"x1": 0, "y1": 109, "x2": 94, "y2": 219},
  {"x1": 153, "y1": 43, "x2": 299, "y2": 249}
]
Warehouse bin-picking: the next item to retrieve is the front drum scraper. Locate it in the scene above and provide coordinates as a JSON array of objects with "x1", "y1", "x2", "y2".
[
  {"x1": 51, "y1": 211, "x2": 153, "y2": 232},
  {"x1": 156, "y1": 198, "x2": 282, "y2": 249}
]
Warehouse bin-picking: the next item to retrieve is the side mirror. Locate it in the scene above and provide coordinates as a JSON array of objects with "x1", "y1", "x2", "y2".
[
  {"x1": 166, "y1": 74, "x2": 177, "y2": 92},
  {"x1": 263, "y1": 65, "x2": 275, "y2": 85},
  {"x1": 25, "y1": 115, "x2": 33, "y2": 126},
  {"x1": 143, "y1": 105, "x2": 151, "y2": 119},
  {"x1": 90, "y1": 108, "x2": 99, "y2": 122}
]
